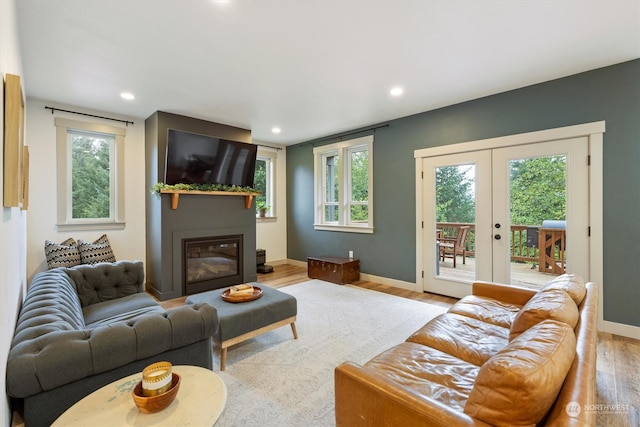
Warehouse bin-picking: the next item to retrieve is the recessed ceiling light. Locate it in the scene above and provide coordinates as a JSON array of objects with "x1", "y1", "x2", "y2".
[
  {"x1": 271, "y1": 127, "x2": 281, "y2": 134},
  {"x1": 120, "y1": 92, "x2": 135, "y2": 100},
  {"x1": 390, "y1": 86, "x2": 404, "y2": 96}
]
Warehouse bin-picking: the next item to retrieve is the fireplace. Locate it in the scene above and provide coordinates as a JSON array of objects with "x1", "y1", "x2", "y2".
[
  {"x1": 182, "y1": 235, "x2": 243, "y2": 295},
  {"x1": 145, "y1": 112, "x2": 257, "y2": 301}
]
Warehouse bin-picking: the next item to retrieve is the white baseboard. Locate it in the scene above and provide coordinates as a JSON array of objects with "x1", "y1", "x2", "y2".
[
  {"x1": 264, "y1": 258, "x2": 289, "y2": 266},
  {"x1": 359, "y1": 272, "x2": 419, "y2": 292},
  {"x1": 286, "y1": 258, "x2": 307, "y2": 268},
  {"x1": 286, "y1": 259, "x2": 418, "y2": 291},
  {"x1": 599, "y1": 319, "x2": 640, "y2": 340}
]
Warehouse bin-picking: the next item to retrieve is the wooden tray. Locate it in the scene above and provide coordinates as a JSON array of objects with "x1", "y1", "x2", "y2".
[{"x1": 221, "y1": 286, "x2": 263, "y2": 303}]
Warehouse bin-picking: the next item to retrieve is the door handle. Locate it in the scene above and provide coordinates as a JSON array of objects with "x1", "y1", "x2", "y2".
[{"x1": 494, "y1": 234, "x2": 502, "y2": 240}]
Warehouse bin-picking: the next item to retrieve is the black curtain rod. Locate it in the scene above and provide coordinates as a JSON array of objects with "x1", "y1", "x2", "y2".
[
  {"x1": 336, "y1": 124, "x2": 389, "y2": 140},
  {"x1": 45, "y1": 106, "x2": 134, "y2": 126},
  {"x1": 256, "y1": 143, "x2": 282, "y2": 151},
  {"x1": 306, "y1": 123, "x2": 390, "y2": 146}
]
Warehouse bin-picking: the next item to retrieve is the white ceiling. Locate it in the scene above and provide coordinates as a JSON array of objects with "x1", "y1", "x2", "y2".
[{"x1": 15, "y1": 0, "x2": 640, "y2": 145}]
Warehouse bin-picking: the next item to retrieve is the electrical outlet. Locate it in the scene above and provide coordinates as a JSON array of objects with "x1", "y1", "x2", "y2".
[{"x1": 349, "y1": 250, "x2": 354, "y2": 259}]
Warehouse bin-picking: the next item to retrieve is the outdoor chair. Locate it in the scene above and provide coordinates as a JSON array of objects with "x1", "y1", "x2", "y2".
[{"x1": 439, "y1": 226, "x2": 470, "y2": 268}]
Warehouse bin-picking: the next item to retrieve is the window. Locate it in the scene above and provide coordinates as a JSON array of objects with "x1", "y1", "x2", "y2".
[
  {"x1": 254, "y1": 149, "x2": 276, "y2": 218},
  {"x1": 314, "y1": 135, "x2": 373, "y2": 233},
  {"x1": 55, "y1": 118, "x2": 126, "y2": 230}
]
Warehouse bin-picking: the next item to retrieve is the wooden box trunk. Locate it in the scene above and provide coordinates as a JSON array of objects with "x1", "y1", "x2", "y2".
[{"x1": 307, "y1": 256, "x2": 360, "y2": 285}]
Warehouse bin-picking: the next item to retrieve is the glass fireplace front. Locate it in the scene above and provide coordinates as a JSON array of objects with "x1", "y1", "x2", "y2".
[{"x1": 182, "y1": 234, "x2": 243, "y2": 295}]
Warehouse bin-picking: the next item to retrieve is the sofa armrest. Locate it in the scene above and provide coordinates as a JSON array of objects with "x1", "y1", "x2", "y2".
[
  {"x1": 6, "y1": 303, "x2": 217, "y2": 399},
  {"x1": 543, "y1": 282, "x2": 598, "y2": 426},
  {"x1": 335, "y1": 362, "x2": 491, "y2": 427},
  {"x1": 471, "y1": 281, "x2": 537, "y2": 306},
  {"x1": 63, "y1": 260, "x2": 145, "y2": 307}
]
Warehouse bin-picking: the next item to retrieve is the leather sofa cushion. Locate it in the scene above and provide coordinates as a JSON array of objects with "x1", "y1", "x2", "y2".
[
  {"x1": 541, "y1": 273, "x2": 586, "y2": 305},
  {"x1": 464, "y1": 320, "x2": 576, "y2": 426},
  {"x1": 447, "y1": 295, "x2": 522, "y2": 328},
  {"x1": 510, "y1": 290, "x2": 579, "y2": 340},
  {"x1": 406, "y1": 313, "x2": 509, "y2": 366},
  {"x1": 364, "y1": 341, "x2": 480, "y2": 413}
]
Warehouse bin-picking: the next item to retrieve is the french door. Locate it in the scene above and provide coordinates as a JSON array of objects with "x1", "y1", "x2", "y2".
[{"x1": 418, "y1": 136, "x2": 590, "y2": 298}]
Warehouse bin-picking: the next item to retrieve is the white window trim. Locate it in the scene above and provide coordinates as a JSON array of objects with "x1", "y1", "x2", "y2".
[
  {"x1": 313, "y1": 135, "x2": 374, "y2": 234},
  {"x1": 256, "y1": 148, "x2": 277, "y2": 219},
  {"x1": 55, "y1": 118, "x2": 126, "y2": 231}
]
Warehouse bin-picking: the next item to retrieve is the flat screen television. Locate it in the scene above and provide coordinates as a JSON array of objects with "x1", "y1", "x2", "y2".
[{"x1": 164, "y1": 129, "x2": 257, "y2": 188}]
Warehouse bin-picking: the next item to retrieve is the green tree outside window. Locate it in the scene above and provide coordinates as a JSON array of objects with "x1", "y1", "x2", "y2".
[{"x1": 71, "y1": 132, "x2": 112, "y2": 219}]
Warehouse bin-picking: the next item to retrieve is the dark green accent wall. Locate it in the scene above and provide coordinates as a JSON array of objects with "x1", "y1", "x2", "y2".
[{"x1": 287, "y1": 59, "x2": 640, "y2": 327}]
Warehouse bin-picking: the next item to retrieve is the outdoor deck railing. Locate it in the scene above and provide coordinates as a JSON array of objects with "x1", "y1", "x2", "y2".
[{"x1": 436, "y1": 222, "x2": 563, "y2": 265}]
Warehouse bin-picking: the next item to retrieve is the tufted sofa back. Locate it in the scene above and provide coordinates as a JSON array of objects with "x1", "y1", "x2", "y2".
[
  {"x1": 62, "y1": 260, "x2": 144, "y2": 307},
  {"x1": 11, "y1": 269, "x2": 85, "y2": 348},
  {"x1": 7, "y1": 260, "x2": 218, "y2": 405}
]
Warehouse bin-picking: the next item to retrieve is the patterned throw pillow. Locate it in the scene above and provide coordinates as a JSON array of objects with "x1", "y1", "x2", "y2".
[
  {"x1": 44, "y1": 238, "x2": 82, "y2": 269},
  {"x1": 77, "y1": 234, "x2": 116, "y2": 264}
]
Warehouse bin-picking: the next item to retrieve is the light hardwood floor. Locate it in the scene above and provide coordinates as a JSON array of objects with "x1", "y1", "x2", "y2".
[{"x1": 159, "y1": 263, "x2": 639, "y2": 427}]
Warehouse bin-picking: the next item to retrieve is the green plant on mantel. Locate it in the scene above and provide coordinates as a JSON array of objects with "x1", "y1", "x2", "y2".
[{"x1": 150, "y1": 182, "x2": 259, "y2": 198}]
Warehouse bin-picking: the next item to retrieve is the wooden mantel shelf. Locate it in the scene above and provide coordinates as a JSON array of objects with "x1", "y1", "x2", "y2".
[{"x1": 159, "y1": 189, "x2": 260, "y2": 210}]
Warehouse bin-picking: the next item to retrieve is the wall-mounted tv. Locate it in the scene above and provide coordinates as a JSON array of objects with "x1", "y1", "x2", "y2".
[{"x1": 164, "y1": 129, "x2": 257, "y2": 188}]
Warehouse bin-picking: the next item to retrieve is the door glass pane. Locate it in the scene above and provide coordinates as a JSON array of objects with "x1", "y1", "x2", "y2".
[
  {"x1": 508, "y1": 155, "x2": 566, "y2": 288},
  {"x1": 435, "y1": 164, "x2": 476, "y2": 281}
]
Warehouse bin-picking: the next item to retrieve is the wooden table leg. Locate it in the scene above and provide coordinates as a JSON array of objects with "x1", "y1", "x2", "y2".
[
  {"x1": 220, "y1": 347, "x2": 227, "y2": 371},
  {"x1": 216, "y1": 316, "x2": 297, "y2": 371}
]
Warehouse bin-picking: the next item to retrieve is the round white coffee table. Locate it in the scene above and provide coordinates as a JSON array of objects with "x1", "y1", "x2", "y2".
[{"x1": 52, "y1": 365, "x2": 226, "y2": 426}]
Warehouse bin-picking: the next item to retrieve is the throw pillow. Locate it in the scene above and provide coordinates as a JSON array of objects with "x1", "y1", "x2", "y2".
[
  {"x1": 464, "y1": 320, "x2": 577, "y2": 427},
  {"x1": 44, "y1": 238, "x2": 82, "y2": 269},
  {"x1": 77, "y1": 234, "x2": 116, "y2": 264},
  {"x1": 541, "y1": 273, "x2": 586, "y2": 306},
  {"x1": 509, "y1": 289, "x2": 579, "y2": 340}
]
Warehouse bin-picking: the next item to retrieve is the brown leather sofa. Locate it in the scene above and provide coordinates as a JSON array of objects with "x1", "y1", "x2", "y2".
[{"x1": 335, "y1": 274, "x2": 598, "y2": 426}]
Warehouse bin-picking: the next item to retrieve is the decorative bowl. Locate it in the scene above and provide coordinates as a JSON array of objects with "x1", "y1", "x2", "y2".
[
  {"x1": 221, "y1": 286, "x2": 263, "y2": 303},
  {"x1": 132, "y1": 373, "x2": 181, "y2": 413}
]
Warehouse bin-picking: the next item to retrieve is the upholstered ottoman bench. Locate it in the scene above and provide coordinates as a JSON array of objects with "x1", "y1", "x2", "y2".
[{"x1": 186, "y1": 284, "x2": 298, "y2": 370}]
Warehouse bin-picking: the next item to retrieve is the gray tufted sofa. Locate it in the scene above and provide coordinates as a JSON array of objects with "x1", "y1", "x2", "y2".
[{"x1": 6, "y1": 261, "x2": 218, "y2": 427}]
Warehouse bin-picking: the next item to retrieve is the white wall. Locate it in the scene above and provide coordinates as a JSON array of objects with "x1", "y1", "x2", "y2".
[
  {"x1": 26, "y1": 98, "x2": 146, "y2": 279},
  {"x1": 255, "y1": 143, "x2": 288, "y2": 263},
  {"x1": 1, "y1": 1, "x2": 26, "y2": 425}
]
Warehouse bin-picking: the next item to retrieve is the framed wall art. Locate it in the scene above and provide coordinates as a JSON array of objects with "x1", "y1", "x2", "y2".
[{"x1": 3, "y1": 73, "x2": 25, "y2": 208}]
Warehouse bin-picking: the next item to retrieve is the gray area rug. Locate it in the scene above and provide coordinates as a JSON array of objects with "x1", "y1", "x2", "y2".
[{"x1": 214, "y1": 279, "x2": 447, "y2": 426}]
